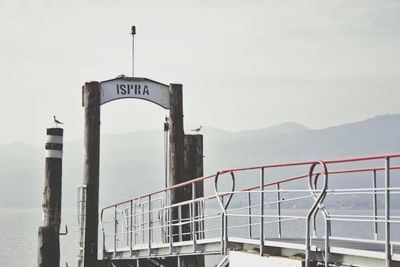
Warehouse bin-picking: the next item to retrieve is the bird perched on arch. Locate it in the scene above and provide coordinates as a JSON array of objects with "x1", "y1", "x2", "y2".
[
  {"x1": 54, "y1": 115, "x2": 64, "y2": 128},
  {"x1": 191, "y1": 126, "x2": 202, "y2": 132}
]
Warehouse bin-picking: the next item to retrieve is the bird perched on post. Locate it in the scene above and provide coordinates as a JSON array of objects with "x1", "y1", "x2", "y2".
[
  {"x1": 54, "y1": 115, "x2": 64, "y2": 128},
  {"x1": 191, "y1": 126, "x2": 202, "y2": 132}
]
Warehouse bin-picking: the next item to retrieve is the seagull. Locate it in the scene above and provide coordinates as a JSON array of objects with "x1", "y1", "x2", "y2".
[
  {"x1": 191, "y1": 126, "x2": 202, "y2": 132},
  {"x1": 54, "y1": 115, "x2": 64, "y2": 128}
]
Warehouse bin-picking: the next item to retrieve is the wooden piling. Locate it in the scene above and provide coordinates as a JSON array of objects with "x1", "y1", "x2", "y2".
[
  {"x1": 169, "y1": 83, "x2": 185, "y2": 188},
  {"x1": 183, "y1": 134, "x2": 204, "y2": 197},
  {"x1": 82, "y1": 81, "x2": 101, "y2": 267},
  {"x1": 184, "y1": 134, "x2": 204, "y2": 231},
  {"x1": 168, "y1": 85, "x2": 205, "y2": 267},
  {"x1": 38, "y1": 227, "x2": 60, "y2": 267},
  {"x1": 38, "y1": 127, "x2": 64, "y2": 267},
  {"x1": 168, "y1": 83, "x2": 186, "y2": 242},
  {"x1": 182, "y1": 134, "x2": 205, "y2": 267}
]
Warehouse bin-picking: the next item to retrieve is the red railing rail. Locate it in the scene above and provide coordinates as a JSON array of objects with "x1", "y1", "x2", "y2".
[{"x1": 101, "y1": 153, "x2": 400, "y2": 211}]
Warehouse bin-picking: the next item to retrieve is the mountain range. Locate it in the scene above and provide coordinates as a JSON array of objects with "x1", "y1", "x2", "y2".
[{"x1": 1, "y1": 113, "x2": 399, "y2": 209}]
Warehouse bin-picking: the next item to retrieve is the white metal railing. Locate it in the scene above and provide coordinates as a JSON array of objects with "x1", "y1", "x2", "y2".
[
  {"x1": 100, "y1": 153, "x2": 400, "y2": 267},
  {"x1": 77, "y1": 185, "x2": 86, "y2": 267}
]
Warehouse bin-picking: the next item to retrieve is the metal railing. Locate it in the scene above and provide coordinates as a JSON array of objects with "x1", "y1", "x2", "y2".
[
  {"x1": 100, "y1": 153, "x2": 400, "y2": 267},
  {"x1": 77, "y1": 185, "x2": 86, "y2": 267}
]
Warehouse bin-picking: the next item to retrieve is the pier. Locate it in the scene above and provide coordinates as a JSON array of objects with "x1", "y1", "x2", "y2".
[
  {"x1": 99, "y1": 153, "x2": 400, "y2": 267},
  {"x1": 71, "y1": 27, "x2": 400, "y2": 267}
]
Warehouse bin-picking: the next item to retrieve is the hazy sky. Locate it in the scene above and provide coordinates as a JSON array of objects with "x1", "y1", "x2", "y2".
[{"x1": 0, "y1": 0, "x2": 399, "y2": 145}]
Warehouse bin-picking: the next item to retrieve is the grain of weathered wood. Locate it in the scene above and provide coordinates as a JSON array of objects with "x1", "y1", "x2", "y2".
[
  {"x1": 184, "y1": 134, "x2": 204, "y2": 197},
  {"x1": 168, "y1": 83, "x2": 186, "y2": 243},
  {"x1": 38, "y1": 226, "x2": 60, "y2": 267},
  {"x1": 183, "y1": 134, "x2": 205, "y2": 267},
  {"x1": 169, "y1": 83, "x2": 185, "y2": 188},
  {"x1": 38, "y1": 128, "x2": 63, "y2": 267},
  {"x1": 43, "y1": 157, "x2": 63, "y2": 228},
  {"x1": 83, "y1": 81, "x2": 101, "y2": 267}
]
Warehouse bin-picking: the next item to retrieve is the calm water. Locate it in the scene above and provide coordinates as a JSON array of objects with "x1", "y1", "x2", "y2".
[
  {"x1": 1, "y1": 209, "x2": 399, "y2": 266},
  {"x1": 0, "y1": 209, "x2": 79, "y2": 267}
]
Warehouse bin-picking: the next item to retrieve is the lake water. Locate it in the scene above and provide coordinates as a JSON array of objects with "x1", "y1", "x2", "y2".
[
  {"x1": 0, "y1": 209, "x2": 79, "y2": 267},
  {"x1": 1, "y1": 209, "x2": 399, "y2": 266}
]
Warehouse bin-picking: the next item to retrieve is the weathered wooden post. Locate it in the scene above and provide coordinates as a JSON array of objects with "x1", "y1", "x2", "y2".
[
  {"x1": 183, "y1": 134, "x2": 204, "y2": 198},
  {"x1": 82, "y1": 81, "x2": 101, "y2": 267},
  {"x1": 182, "y1": 134, "x2": 205, "y2": 267},
  {"x1": 38, "y1": 128, "x2": 64, "y2": 267},
  {"x1": 168, "y1": 83, "x2": 184, "y2": 186},
  {"x1": 168, "y1": 83, "x2": 205, "y2": 267},
  {"x1": 168, "y1": 83, "x2": 187, "y2": 242}
]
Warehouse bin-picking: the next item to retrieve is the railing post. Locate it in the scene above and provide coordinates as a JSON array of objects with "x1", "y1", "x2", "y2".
[
  {"x1": 224, "y1": 213, "x2": 228, "y2": 255},
  {"x1": 259, "y1": 168, "x2": 265, "y2": 256},
  {"x1": 141, "y1": 199, "x2": 145, "y2": 244},
  {"x1": 192, "y1": 182, "x2": 197, "y2": 252},
  {"x1": 385, "y1": 157, "x2": 391, "y2": 267},
  {"x1": 276, "y1": 183, "x2": 282, "y2": 238},
  {"x1": 101, "y1": 210, "x2": 105, "y2": 261},
  {"x1": 161, "y1": 198, "x2": 165, "y2": 243},
  {"x1": 130, "y1": 200, "x2": 133, "y2": 256},
  {"x1": 169, "y1": 203, "x2": 173, "y2": 254},
  {"x1": 312, "y1": 212, "x2": 317, "y2": 237},
  {"x1": 199, "y1": 200, "x2": 205, "y2": 239},
  {"x1": 221, "y1": 207, "x2": 225, "y2": 255},
  {"x1": 220, "y1": 196, "x2": 225, "y2": 254},
  {"x1": 78, "y1": 186, "x2": 87, "y2": 267},
  {"x1": 148, "y1": 195, "x2": 152, "y2": 256},
  {"x1": 324, "y1": 218, "x2": 330, "y2": 267},
  {"x1": 178, "y1": 256, "x2": 182, "y2": 267},
  {"x1": 133, "y1": 201, "x2": 137, "y2": 247},
  {"x1": 372, "y1": 170, "x2": 378, "y2": 240},
  {"x1": 179, "y1": 205, "x2": 183, "y2": 242},
  {"x1": 113, "y1": 206, "x2": 117, "y2": 257},
  {"x1": 247, "y1": 191, "x2": 252, "y2": 239}
]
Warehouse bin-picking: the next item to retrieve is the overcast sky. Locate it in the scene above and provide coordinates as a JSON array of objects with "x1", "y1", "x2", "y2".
[{"x1": 0, "y1": 0, "x2": 399, "y2": 145}]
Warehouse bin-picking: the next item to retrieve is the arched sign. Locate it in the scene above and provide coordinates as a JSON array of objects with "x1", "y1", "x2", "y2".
[
  {"x1": 100, "y1": 77, "x2": 170, "y2": 109},
  {"x1": 81, "y1": 80, "x2": 183, "y2": 266}
]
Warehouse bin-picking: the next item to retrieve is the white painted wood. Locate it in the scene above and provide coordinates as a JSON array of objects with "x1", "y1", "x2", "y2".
[
  {"x1": 46, "y1": 135, "x2": 63, "y2": 144},
  {"x1": 45, "y1": 149, "x2": 63, "y2": 159},
  {"x1": 100, "y1": 78, "x2": 170, "y2": 109}
]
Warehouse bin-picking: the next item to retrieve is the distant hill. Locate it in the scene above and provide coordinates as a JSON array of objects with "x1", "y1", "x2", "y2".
[
  {"x1": 234, "y1": 122, "x2": 309, "y2": 140},
  {"x1": 0, "y1": 114, "x2": 400, "y2": 209},
  {"x1": 206, "y1": 114, "x2": 400, "y2": 168}
]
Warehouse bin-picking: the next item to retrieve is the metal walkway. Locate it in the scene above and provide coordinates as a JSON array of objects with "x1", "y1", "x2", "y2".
[{"x1": 100, "y1": 153, "x2": 400, "y2": 267}]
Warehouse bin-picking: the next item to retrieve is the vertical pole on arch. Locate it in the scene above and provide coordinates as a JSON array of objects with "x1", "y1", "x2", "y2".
[
  {"x1": 168, "y1": 83, "x2": 185, "y2": 241},
  {"x1": 82, "y1": 81, "x2": 101, "y2": 267}
]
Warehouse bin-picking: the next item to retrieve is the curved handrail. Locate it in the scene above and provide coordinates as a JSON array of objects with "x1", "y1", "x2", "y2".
[
  {"x1": 311, "y1": 173, "x2": 331, "y2": 238},
  {"x1": 305, "y1": 161, "x2": 329, "y2": 267},
  {"x1": 214, "y1": 171, "x2": 236, "y2": 212}
]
